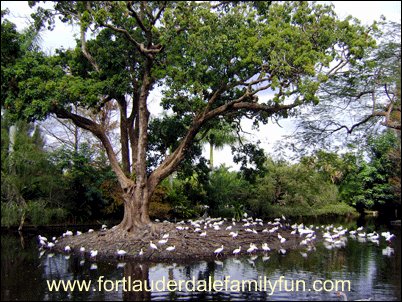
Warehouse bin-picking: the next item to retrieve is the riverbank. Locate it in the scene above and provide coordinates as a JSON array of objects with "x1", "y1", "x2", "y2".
[{"x1": 51, "y1": 217, "x2": 323, "y2": 263}]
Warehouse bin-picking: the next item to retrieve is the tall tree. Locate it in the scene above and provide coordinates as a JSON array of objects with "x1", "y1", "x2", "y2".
[
  {"x1": 282, "y1": 21, "x2": 401, "y2": 155},
  {"x1": 2, "y1": 1, "x2": 375, "y2": 232},
  {"x1": 338, "y1": 131, "x2": 400, "y2": 213},
  {"x1": 201, "y1": 120, "x2": 239, "y2": 170},
  {"x1": 1, "y1": 9, "x2": 45, "y2": 229}
]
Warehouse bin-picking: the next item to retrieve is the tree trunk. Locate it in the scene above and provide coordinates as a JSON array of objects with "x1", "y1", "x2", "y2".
[
  {"x1": 118, "y1": 185, "x2": 151, "y2": 232},
  {"x1": 209, "y1": 142, "x2": 214, "y2": 170}
]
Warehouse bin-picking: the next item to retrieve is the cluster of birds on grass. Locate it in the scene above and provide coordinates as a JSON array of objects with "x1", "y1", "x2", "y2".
[{"x1": 37, "y1": 215, "x2": 397, "y2": 269}]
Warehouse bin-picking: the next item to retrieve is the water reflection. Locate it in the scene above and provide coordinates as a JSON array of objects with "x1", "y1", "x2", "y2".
[{"x1": 1, "y1": 221, "x2": 400, "y2": 301}]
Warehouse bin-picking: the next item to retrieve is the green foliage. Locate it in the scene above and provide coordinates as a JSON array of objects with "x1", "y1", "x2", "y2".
[
  {"x1": 1, "y1": 202, "x2": 21, "y2": 227},
  {"x1": 258, "y1": 202, "x2": 356, "y2": 218},
  {"x1": 148, "y1": 114, "x2": 192, "y2": 168},
  {"x1": 232, "y1": 143, "x2": 267, "y2": 183},
  {"x1": 149, "y1": 201, "x2": 172, "y2": 220},
  {"x1": 340, "y1": 131, "x2": 400, "y2": 212},
  {"x1": 51, "y1": 143, "x2": 117, "y2": 221},
  {"x1": 0, "y1": 116, "x2": 69, "y2": 227},
  {"x1": 206, "y1": 166, "x2": 250, "y2": 213},
  {"x1": 26, "y1": 200, "x2": 67, "y2": 226},
  {"x1": 100, "y1": 178, "x2": 124, "y2": 216},
  {"x1": 248, "y1": 158, "x2": 347, "y2": 218},
  {"x1": 1, "y1": 113, "x2": 120, "y2": 226},
  {"x1": 148, "y1": 184, "x2": 172, "y2": 219},
  {"x1": 203, "y1": 120, "x2": 238, "y2": 150},
  {"x1": 165, "y1": 175, "x2": 206, "y2": 219},
  {"x1": 162, "y1": 1, "x2": 367, "y2": 101},
  {"x1": 200, "y1": 119, "x2": 239, "y2": 169},
  {"x1": 1, "y1": 9, "x2": 21, "y2": 67},
  {"x1": 301, "y1": 150, "x2": 347, "y2": 184},
  {"x1": 232, "y1": 203, "x2": 246, "y2": 222},
  {"x1": 1, "y1": 120, "x2": 62, "y2": 203},
  {"x1": 162, "y1": 166, "x2": 248, "y2": 220}
]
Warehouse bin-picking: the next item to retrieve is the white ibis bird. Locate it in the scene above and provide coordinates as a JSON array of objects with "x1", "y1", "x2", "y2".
[
  {"x1": 229, "y1": 231, "x2": 238, "y2": 238},
  {"x1": 158, "y1": 239, "x2": 168, "y2": 245},
  {"x1": 278, "y1": 248, "x2": 287, "y2": 255},
  {"x1": 262, "y1": 243, "x2": 271, "y2": 252},
  {"x1": 150, "y1": 241, "x2": 158, "y2": 250},
  {"x1": 64, "y1": 245, "x2": 71, "y2": 253},
  {"x1": 233, "y1": 246, "x2": 241, "y2": 256},
  {"x1": 262, "y1": 256, "x2": 270, "y2": 262},
  {"x1": 300, "y1": 239, "x2": 308, "y2": 246},
  {"x1": 382, "y1": 246, "x2": 395, "y2": 257},
  {"x1": 386, "y1": 233, "x2": 396, "y2": 243},
  {"x1": 117, "y1": 249, "x2": 127, "y2": 259},
  {"x1": 39, "y1": 250, "x2": 46, "y2": 259},
  {"x1": 38, "y1": 235, "x2": 48, "y2": 243},
  {"x1": 90, "y1": 250, "x2": 98, "y2": 259},
  {"x1": 166, "y1": 245, "x2": 176, "y2": 252},
  {"x1": 64, "y1": 230, "x2": 73, "y2": 237},
  {"x1": 214, "y1": 245, "x2": 224, "y2": 257},
  {"x1": 247, "y1": 243, "x2": 257, "y2": 254}
]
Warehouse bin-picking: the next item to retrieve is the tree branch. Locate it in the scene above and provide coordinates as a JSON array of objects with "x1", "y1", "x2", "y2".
[
  {"x1": 80, "y1": 24, "x2": 100, "y2": 72},
  {"x1": 326, "y1": 59, "x2": 347, "y2": 76},
  {"x1": 148, "y1": 92, "x2": 299, "y2": 194},
  {"x1": 79, "y1": 2, "x2": 100, "y2": 72},
  {"x1": 116, "y1": 95, "x2": 131, "y2": 175},
  {"x1": 126, "y1": 1, "x2": 148, "y2": 33},
  {"x1": 151, "y1": 2, "x2": 167, "y2": 26},
  {"x1": 99, "y1": 22, "x2": 162, "y2": 59},
  {"x1": 53, "y1": 107, "x2": 132, "y2": 189}
]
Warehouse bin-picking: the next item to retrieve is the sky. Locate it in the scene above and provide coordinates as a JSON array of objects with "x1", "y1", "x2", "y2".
[{"x1": 2, "y1": 1, "x2": 401, "y2": 169}]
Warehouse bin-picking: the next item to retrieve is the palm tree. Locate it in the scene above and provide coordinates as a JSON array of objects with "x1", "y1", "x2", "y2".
[{"x1": 203, "y1": 121, "x2": 239, "y2": 170}]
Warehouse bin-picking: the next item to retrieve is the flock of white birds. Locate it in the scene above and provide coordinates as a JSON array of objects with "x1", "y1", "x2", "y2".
[{"x1": 37, "y1": 214, "x2": 397, "y2": 269}]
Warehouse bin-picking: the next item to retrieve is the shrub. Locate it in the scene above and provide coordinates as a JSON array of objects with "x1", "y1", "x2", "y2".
[{"x1": 1, "y1": 202, "x2": 21, "y2": 227}]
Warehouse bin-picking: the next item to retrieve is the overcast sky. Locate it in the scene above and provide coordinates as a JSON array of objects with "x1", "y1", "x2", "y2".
[{"x1": 2, "y1": 1, "x2": 401, "y2": 168}]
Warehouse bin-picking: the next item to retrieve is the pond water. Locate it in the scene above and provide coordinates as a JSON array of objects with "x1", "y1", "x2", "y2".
[{"x1": 1, "y1": 217, "x2": 400, "y2": 301}]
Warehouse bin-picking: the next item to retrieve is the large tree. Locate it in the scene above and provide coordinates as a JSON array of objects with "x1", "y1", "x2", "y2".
[
  {"x1": 282, "y1": 20, "x2": 401, "y2": 155},
  {"x1": 2, "y1": 1, "x2": 375, "y2": 232}
]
